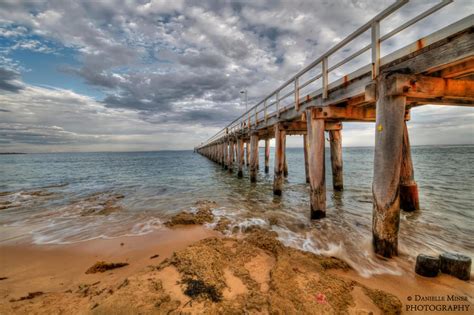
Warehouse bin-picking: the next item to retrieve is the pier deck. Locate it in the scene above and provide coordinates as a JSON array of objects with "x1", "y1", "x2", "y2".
[{"x1": 195, "y1": 1, "x2": 474, "y2": 258}]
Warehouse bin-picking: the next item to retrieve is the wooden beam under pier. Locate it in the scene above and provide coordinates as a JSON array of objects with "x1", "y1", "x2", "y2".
[{"x1": 385, "y1": 73, "x2": 474, "y2": 104}]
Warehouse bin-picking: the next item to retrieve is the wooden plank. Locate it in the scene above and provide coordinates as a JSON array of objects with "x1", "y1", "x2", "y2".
[
  {"x1": 386, "y1": 74, "x2": 474, "y2": 101},
  {"x1": 325, "y1": 121, "x2": 343, "y2": 131},
  {"x1": 428, "y1": 56, "x2": 474, "y2": 78},
  {"x1": 314, "y1": 106, "x2": 376, "y2": 122}
]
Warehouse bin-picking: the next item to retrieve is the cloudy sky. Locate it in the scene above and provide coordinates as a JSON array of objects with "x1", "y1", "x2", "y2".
[{"x1": 0, "y1": 0, "x2": 473, "y2": 153}]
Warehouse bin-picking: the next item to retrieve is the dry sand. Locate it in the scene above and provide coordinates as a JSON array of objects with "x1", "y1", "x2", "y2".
[{"x1": 0, "y1": 201, "x2": 472, "y2": 314}]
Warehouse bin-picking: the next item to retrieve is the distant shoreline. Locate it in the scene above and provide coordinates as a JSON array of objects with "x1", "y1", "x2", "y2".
[
  {"x1": 1, "y1": 144, "x2": 473, "y2": 155},
  {"x1": 0, "y1": 152, "x2": 26, "y2": 155}
]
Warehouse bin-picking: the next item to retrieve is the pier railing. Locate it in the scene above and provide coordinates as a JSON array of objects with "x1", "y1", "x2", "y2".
[{"x1": 197, "y1": 0, "x2": 452, "y2": 148}]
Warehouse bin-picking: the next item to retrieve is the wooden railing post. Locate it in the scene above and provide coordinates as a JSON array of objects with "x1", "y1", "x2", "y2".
[
  {"x1": 322, "y1": 57, "x2": 328, "y2": 99},
  {"x1": 371, "y1": 20, "x2": 380, "y2": 79},
  {"x1": 264, "y1": 99, "x2": 268, "y2": 122},
  {"x1": 294, "y1": 77, "x2": 300, "y2": 111},
  {"x1": 276, "y1": 91, "x2": 280, "y2": 118}
]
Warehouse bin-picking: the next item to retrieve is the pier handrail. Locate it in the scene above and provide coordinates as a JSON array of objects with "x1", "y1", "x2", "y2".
[{"x1": 197, "y1": 0, "x2": 452, "y2": 148}]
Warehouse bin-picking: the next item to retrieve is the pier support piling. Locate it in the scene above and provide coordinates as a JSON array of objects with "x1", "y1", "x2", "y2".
[
  {"x1": 306, "y1": 109, "x2": 326, "y2": 219},
  {"x1": 223, "y1": 141, "x2": 228, "y2": 169},
  {"x1": 245, "y1": 141, "x2": 250, "y2": 167},
  {"x1": 264, "y1": 139, "x2": 270, "y2": 173},
  {"x1": 221, "y1": 142, "x2": 226, "y2": 167},
  {"x1": 228, "y1": 139, "x2": 234, "y2": 173},
  {"x1": 400, "y1": 122, "x2": 419, "y2": 211},
  {"x1": 237, "y1": 138, "x2": 244, "y2": 178},
  {"x1": 372, "y1": 75, "x2": 406, "y2": 258},
  {"x1": 250, "y1": 133, "x2": 259, "y2": 182},
  {"x1": 273, "y1": 124, "x2": 286, "y2": 195},
  {"x1": 233, "y1": 143, "x2": 236, "y2": 162},
  {"x1": 303, "y1": 134, "x2": 310, "y2": 183},
  {"x1": 329, "y1": 128, "x2": 343, "y2": 191}
]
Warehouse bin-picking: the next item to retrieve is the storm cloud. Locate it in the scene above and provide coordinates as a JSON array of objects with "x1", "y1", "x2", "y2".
[{"x1": 0, "y1": 0, "x2": 473, "y2": 152}]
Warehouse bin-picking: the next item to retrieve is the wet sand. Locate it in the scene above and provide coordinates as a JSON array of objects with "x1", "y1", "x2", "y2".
[
  {"x1": 0, "y1": 226, "x2": 218, "y2": 313},
  {"x1": 0, "y1": 210, "x2": 472, "y2": 314}
]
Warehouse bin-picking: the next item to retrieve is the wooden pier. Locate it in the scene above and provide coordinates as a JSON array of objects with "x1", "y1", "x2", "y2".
[{"x1": 195, "y1": 1, "x2": 474, "y2": 258}]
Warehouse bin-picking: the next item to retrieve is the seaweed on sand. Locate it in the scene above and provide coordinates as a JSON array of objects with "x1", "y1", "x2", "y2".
[
  {"x1": 165, "y1": 200, "x2": 216, "y2": 227},
  {"x1": 182, "y1": 279, "x2": 222, "y2": 303},
  {"x1": 10, "y1": 292, "x2": 44, "y2": 302},
  {"x1": 85, "y1": 261, "x2": 129, "y2": 274}
]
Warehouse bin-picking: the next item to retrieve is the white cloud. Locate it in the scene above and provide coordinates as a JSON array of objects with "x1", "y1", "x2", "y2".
[{"x1": 0, "y1": 0, "x2": 473, "y2": 151}]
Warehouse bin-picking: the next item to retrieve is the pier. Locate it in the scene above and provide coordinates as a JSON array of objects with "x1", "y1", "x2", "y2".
[{"x1": 195, "y1": 1, "x2": 474, "y2": 258}]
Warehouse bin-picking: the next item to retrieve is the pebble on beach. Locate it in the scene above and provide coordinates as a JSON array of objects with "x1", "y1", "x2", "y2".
[
  {"x1": 415, "y1": 254, "x2": 440, "y2": 277},
  {"x1": 439, "y1": 252, "x2": 471, "y2": 281}
]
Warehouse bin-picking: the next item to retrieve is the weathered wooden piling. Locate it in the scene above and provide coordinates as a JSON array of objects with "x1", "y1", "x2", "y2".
[
  {"x1": 372, "y1": 74, "x2": 406, "y2": 258},
  {"x1": 329, "y1": 127, "x2": 343, "y2": 191},
  {"x1": 228, "y1": 139, "x2": 234, "y2": 172},
  {"x1": 233, "y1": 142, "x2": 237, "y2": 162},
  {"x1": 264, "y1": 139, "x2": 270, "y2": 173},
  {"x1": 250, "y1": 133, "x2": 259, "y2": 182},
  {"x1": 245, "y1": 141, "x2": 250, "y2": 166},
  {"x1": 400, "y1": 122, "x2": 419, "y2": 211},
  {"x1": 273, "y1": 124, "x2": 285, "y2": 195},
  {"x1": 303, "y1": 134, "x2": 309, "y2": 183},
  {"x1": 306, "y1": 109, "x2": 326, "y2": 219},
  {"x1": 237, "y1": 138, "x2": 244, "y2": 178},
  {"x1": 223, "y1": 141, "x2": 228, "y2": 169},
  {"x1": 221, "y1": 142, "x2": 226, "y2": 167}
]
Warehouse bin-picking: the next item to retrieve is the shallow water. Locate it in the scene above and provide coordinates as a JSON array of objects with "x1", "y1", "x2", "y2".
[{"x1": 1, "y1": 145, "x2": 473, "y2": 277}]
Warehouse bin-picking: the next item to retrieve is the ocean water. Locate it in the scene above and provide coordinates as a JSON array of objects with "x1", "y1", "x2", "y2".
[{"x1": 1, "y1": 145, "x2": 473, "y2": 277}]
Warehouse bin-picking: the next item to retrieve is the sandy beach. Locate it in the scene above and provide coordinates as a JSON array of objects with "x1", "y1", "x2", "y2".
[{"x1": 1, "y1": 201, "x2": 472, "y2": 314}]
